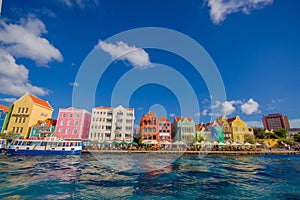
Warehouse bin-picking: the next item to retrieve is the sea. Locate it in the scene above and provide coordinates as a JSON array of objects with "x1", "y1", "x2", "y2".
[{"x1": 0, "y1": 153, "x2": 299, "y2": 199}]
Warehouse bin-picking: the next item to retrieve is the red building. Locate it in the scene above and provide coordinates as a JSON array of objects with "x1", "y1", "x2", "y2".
[
  {"x1": 262, "y1": 113, "x2": 290, "y2": 130},
  {"x1": 140, "y1": 112, "x2": 158, "y2": 141}
]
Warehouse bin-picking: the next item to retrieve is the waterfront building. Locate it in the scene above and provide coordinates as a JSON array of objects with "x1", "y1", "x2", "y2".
[
  {"x1": 195, "y1": 123, "x2": 211, "y2": 141},
  {"x1": 158, "y1": 116, "x2": 172, "y2": 143},
  {"x1": 217, "y1": 116, "x2": 233, "y2": 141},
  {"x1": 29, "y1": 118, "x2": 57, "y2": 138},
  {"x1": 172, "y1": 117, "x2": 195, "y2": 145},
  {"x1": 0, "y1": 104, "x2": 9, "y2": 133},
  {"x1": 262, "y1": 113, "x2": 290, "y2": 130},
  {"x1": 230, "y1": 116, "x2": 255, "y2": 144},
  {"x1": 89, "y1": 105, "x2": 135, "y2": 142},
  {"x1": 55, "y1": 107, "x2": 91, "y2": 139},
  {"x1": 5, "y1": 94, "x2": 53, "y2": 138},
  {"x1": 140, "y1": 112, "x2": 158, "y2": 141}
]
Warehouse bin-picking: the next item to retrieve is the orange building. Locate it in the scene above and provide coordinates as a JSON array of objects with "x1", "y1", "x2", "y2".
[{"x1": 140, "y1": 112, "x2": 158, "y2": 141}]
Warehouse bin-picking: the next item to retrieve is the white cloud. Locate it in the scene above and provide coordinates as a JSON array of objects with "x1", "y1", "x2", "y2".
[
  {"x1": 169, "y1": 113, "x2": 176, "y2": 117},
  {"x1": 202, "y1": 109, "x2": 209, "y2": 116},
  {"x1": 289, "y1": 119, "x2": 300, "y2": 129},
  {"x1": 222, "y1": 100, "x2": 241, "y2": 115},
  {"x1": 60, "y1": 0, "x2": 99, "y2": 9},
  {"x1": 0, "y1": 16, "x2": 63, "y2": 66},
  {"x1": 0, "y1": 48, "x2": 49, "y2": 96},
  {"x1": 95, "y1": 40, "x2": 152, "y2": 69},
  {"x1": 246, "y1": 120, "x2": 263, "y2": 128},
  {"x1": 69, "y1": 82, "x2": 79, "y2": 87},
  {"x1": 207, "y1": 0, "x2": 274, "y2": 24},
  {"x1": 241, "y1": 98, "x2": 260, "y2": 115},
  {"x1": 0, "y1": 98, "x2": 17, "y2": 103}
]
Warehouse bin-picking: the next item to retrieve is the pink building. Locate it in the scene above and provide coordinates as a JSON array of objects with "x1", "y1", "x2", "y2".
[
  {"x1": 158, "y1": 116, "x2": 172, "y2": 143},
  {"x1": 55, "y1": 107, "x2": 91, "y2": 139}
]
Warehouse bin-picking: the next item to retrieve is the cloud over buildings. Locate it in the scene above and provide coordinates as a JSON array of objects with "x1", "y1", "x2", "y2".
[{"x1": 95, "y1": 40, "x2": 152, "y2": 69}]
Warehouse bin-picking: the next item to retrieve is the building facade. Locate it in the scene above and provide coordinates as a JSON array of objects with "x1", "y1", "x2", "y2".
[
  {"x1": 231, "y1": 116, "x2": 254, "y2": 143},
  {"x1": 262, "y1": 113, "x2": 290, "y2": 130},
  {"x1": 140, "y1": 112, "x2": 158, "y2": 141},
  {"x1": 29, "y1": 118, "x2": 57, "y2": 138},
  {"x1": 5, "y1": 94, "x2": 53, "y2": 138},
  {"x1": 217, "y1": 116, "x2": 233, "y2": 141},
  {"x1": 55, "y1": 107, "x2": 91, "y2": 139},
  {"x1": 0, "y1": 104, "x2": 9, "y2": 133},
  {"x1": 89, "y1": 105, "x2": 135, "y2": 142},
  {"x1": 158, "y1": 116, "x2": 172, "y2": 143},
  {"x1": 172, "y1": 117, "x2": 195, "y2": 144}
]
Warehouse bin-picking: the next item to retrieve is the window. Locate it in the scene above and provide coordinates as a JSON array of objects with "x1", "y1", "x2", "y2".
[
  {"x1": 18, "y1": 108, "x2": 21, "y2": 113},
  {"x1": 22, "y1": 118, "x2": 26, "y2": 123},
  {"x1": 66, "y1": 128, "x2": 70, "y2": 134},
  {"x1": 16, "y1": 127, "x2": 19, "y2": 133},
  {"x1": 116, "y1": 119, "x2": 122, "y2": 123},
  {"x1": 75, "y1": 121, "x2": 78, "y2": 125},
  {"x1": 70, "y1": 114, "x2": 73, "y2": 117},
  {"x1": 15, "y1": 117, "x2": 18, "y2": 123},
  {"x1": 20, "y1": 127, "x2": 23, "y2": 133},
  {"x1": 18, "y1": 118, "x2": 22, "y2": 123},
  {"x1": 91, "y1": 125, "x2": 94, "y2": 129},
  {"x1": 126, "y1": 119, "x2": 132, "y2": 123},
  {"x1": 67, "y1": 120, "x2": 71, "y2": 126},
  {"x1": 73, "y1": 128, "x2": 77, "y2": 134},
  {"x1": 60, "y1": 120, "x2": 64, "y2": 126},
  {"x1": 12, "y1": 127, "x2": 15, "y2": 132},
  {"x1": 62, "y1": 113, "x2": 66, "y2": 117},
  {"x1": 25, "y1": 108, "x2": 29, "y2": 113},
  {"x1": 235, "y1": 127, "x2": 238, "y2": 132},
  {"x1": 76, "y1": 114, "x2": 79, "y2": 118},
  {"x1": 21, "y1": 108, "x2": 25, "y2": 113},
  {"x1": 58, "y1": 128, "x2": 63, "y2": 133}
]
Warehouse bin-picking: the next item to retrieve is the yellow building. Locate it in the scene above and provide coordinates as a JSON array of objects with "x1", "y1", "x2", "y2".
[
  {"x1": 6, "y1": 93, "x2": 53, "y2": 138},
  {"x1": 231, "y1": 116, "x2": 254, "y2": 144}
]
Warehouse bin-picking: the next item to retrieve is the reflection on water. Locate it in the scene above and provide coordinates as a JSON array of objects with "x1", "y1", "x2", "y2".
[{"x1": 0, "y1": 154, "x2": 299, "y2": 199}]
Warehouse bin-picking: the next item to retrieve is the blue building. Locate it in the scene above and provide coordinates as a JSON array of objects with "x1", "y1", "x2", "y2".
[{"x1": 0, "y1": 105, "x2": 9, "y2": 133}]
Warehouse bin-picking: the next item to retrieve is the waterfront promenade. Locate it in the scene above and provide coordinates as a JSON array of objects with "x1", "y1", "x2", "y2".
[{"x1": 82, "y1": 149, "x2": 300, "y2": 155}]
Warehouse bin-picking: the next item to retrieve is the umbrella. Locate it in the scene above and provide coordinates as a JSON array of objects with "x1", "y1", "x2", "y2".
[
  {"x1": 101, "y1": 141, "x2": 110, "y2": 145},
  {"x1": 142, "y1": 140, "x2": 158, "y2": 145},
  {"x1": 218, "y1": 142, "x2": 226, "y2": 146},
  {"x1": 231, "y1": 142, "x2": 239, "y2": 146},
  {"x1": 120, "y1": 141, "x2": 128, "y2": 145},
  {"x1": 193, "y1": 141, "x2": 201, "y2": 145},
  {"x1": 213, "y1": 141, "x2": 219, "y2": 145},
  {"x1": 129, "y1": 141, "x2": 138, "y2": 145},
  {"x1": 255, "y1": 142, "x2": 262, "y2": 146},
  {"x1": 159, "y1": 141, "x2": 171, "y2": 145},
  {"x1": 244, "y1": 142, "x2": 251, "y2": 146},
  {"x1": 111, "y1": 141, "x2": 119, "y2": 145},
  {"x1": 225, "y1": 141, "x2": 231, "y2": 146}
]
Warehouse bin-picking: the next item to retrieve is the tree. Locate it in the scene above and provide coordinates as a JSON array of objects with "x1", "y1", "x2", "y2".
[
  {"x1": 244, "y1": 133, "x2": 255, "y2": 144},
  {"x1": 293, "y1": 132, "x2": 300, "y2": 143},
  {"x1": 0, "y1": 131, "x2": 20, "y2": 141},
  {"x1": 274, "y1": 128, "x2": 288, "y2": 139}
]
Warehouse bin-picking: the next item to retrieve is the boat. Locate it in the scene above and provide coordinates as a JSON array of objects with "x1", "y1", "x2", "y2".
[
  {"x1": 0, "y1": 139, "x2": 7, "y2": 153},
  {"x1": 8, "y1": 137, "x2": 82, "y2": 155}
]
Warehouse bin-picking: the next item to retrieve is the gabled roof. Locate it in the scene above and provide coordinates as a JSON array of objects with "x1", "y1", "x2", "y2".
[
  {"x1": 0, "y1": 104, "x2": 9, "y2": 113},
  {"x1": 159, "y1": 116, "x2": 170, "y2": 122},
  {"x1": 95, "y1": 105, "x2": 134, "y2": 111},
  {"x1": 174, "y1": 117, "x2": 193, "y2": 122},
  {"x1": 29, "y1": 95, "x2": 52, "y2": 110},
  {"x1": 227, "y1": 117, "x2": 236, "y2": 123}
]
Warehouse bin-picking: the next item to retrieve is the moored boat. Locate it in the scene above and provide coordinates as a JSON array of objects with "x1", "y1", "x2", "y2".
[
  {"x1": 0, "y1": 139, "x2": 7, "y2": 153},
  {"x1": 8, "y1": 137, "x2": 82, "y2": 155}
]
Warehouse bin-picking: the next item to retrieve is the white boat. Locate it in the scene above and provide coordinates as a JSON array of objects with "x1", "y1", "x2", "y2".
[
  {"x1": 0, "y1": 139, "x2": 7, "y2": 153},
  {"x1": 8, "y1": 137, "x2": 82, "y2": 155}
]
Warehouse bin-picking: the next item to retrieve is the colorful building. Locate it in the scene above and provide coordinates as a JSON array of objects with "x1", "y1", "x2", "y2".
[
  {"x1": 172, "y1": 117, "x2": 195, "y2": 144},
  {"x1": 217, "y1": 116, "x2": 233, "y2": 141},
  {"x1": 55, "y1": 107, "x2": 91, "y2": 139},
  {"x1": 88, "y1": 105, "x2": 135, "y2": 142},
  {"x1": 5, "y1": 94, "x2": 53, "y2": 138},
  {"x1": 158, "y1": 116, "x2": 172, "y2": 143},
  {"x1": 230, "y1": 116, "x2": 255, "y2": 144},
  {"x1": 0, "y1": 104, "x2": 9, "y2": 133},
  {"x1": 140, "y1": 112, "x2": 158, "y2": 141},
  {"x1": 262, "y1": 113, "x2": 290, "y2": 130},
  {"x1": 195, "y1": 123, "x2": 211, "y2": 141},
  {"x1": 29, "y1": 118, "x2": 57, "y2": 138}
]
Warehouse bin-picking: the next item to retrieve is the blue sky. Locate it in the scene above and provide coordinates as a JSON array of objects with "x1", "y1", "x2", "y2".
[{"x1": 0, "y1": 0, "x2": 300, "y2": 128}]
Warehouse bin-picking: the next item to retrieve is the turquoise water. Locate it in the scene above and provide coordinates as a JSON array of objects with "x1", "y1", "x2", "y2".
[{"x1": 0, "y1": 153, "x2": 299, "y2": 199}]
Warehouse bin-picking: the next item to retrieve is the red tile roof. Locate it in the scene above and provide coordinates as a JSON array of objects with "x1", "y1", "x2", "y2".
[
  {"x1": 159, "y1": 116, "x2": 170, "y2": 122},
  {"x1": 175, "y1": 117, "x2": 193, "y2": 122},
  {"x1": 29, "y1": 95, "x2": 52, "y2": 110},
  {"x1": 0, "y1": 104, "x2": 9, "y2": 113}
]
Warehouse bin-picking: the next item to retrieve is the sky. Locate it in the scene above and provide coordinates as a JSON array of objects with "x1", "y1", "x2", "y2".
[{"x1": 0, "y1": 0, "x2": 300, "y2": 128}]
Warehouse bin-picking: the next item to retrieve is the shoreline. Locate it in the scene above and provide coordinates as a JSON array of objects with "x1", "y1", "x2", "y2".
[{"x1": 82, "y1": 150, "x2": 300, "y2": 155}]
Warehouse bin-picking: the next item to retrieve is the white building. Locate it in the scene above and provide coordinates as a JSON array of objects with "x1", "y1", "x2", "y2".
[{"x1": 88, "y1": 105, "x2": 135, "y2": 142}]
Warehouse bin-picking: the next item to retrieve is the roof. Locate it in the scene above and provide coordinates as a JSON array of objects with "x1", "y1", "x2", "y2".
[
  {"x1": 29, "y1": 95, "x2": 52, "y2": 110},
  {"x1": 0, "y1": 104, "x2": 9, "y2": 113},
  {"x1": 33, "y1": 118, "x2": 57, "y2": 127},
  {"x1": 159, "y1": 116, "x2": 170, "y2": 122},
  {"x1": 95, "y1": 106, "x2": 134, "y2": 111},
  {"x1": 174, "y1": 117, "x2": 193, "y2": 122},
  {"x1": 227, "y1": 117, "x2": 236, "y2": 123}
]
